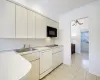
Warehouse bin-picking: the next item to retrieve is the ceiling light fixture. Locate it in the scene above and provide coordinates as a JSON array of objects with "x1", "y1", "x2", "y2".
[{"x1": 72, "y1": 20, "x2": 83, "y2": 26}]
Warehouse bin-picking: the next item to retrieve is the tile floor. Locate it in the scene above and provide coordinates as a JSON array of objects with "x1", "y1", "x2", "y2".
[{"x1": 42, "y1": 53, "x2": 100, "y2": 80}]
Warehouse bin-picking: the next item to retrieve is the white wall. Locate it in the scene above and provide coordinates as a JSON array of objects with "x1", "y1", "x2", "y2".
[
  {"x1": 0, "y1": 38, "x2": 54, "y2": 51},
  {"x1": 59, "y1": 0, "x2": 100, "y2": 76},
  {"x1": 71, "y1": 18, "x2": 89, "y2": 53}
]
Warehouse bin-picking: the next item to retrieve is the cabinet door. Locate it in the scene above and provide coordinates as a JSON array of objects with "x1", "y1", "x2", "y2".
[
  {"x1": 0, "y1": 1, "x2": 15, "y2": 38},
  {"x1": 46, "y1": 18, "x2": 53, "y2": 27},
  {"x1": 16, "y1": 5, "x2": 27, "y2": 38},
  {"x1": 40, "y1": 50, "x2": 52, "y2": 74},
  {"x1": 55, "y1": 22, "x2": 59, "y2": 38},
  {"x1": 52, "y1": 51, "x2": 63, "y2": 69},
  {"x1": 53, "y1": 21, "x2": 59, "y2": 28},
  {"x1": 27, "y1": 10, "x2": 35, "y2": 38},
  {"x1": 46, "y1": 18, "x2": 59, "y2": 28},
  {"x1": 52, "y1": 21, "x2": 59, "y2": 38},
  {"x1": 20, "y1": 60, "x2": 39, "y2": 80},
  {"x1": 36, "y1": 14, "x2": 46, "y2": 38}
]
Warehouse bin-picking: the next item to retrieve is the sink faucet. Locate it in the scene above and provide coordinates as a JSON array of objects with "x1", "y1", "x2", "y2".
[
  {"x1": 23, "y1": 44, "x2": 26, "y2": 49},
  {"x1": 23, "y1": 44, "x2": 31, "y2": 49}
]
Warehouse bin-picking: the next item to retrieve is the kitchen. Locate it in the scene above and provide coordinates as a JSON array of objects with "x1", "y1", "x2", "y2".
[
  {"x1": 1, "y1": 0, "x2": 100, "y2": 80},
  {"x1": 0, "y1": 0, "x2": 63, "y2": 80}
]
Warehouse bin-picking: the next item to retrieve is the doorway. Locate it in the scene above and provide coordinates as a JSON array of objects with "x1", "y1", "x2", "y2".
[{"x1": 71, "y1": 17, "x2": 89, "y2": 69}]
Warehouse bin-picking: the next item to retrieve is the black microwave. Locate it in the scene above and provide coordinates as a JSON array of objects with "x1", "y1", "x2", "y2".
[{"x1": 47, "y1": 26, "x2": 57, "y2": 37}]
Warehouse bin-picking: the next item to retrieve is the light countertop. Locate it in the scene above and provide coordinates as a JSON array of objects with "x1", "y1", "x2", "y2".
[
  {"x1": 18, "y1": 47, "x2": 51, "y2": 56},
  {"x1": 0, "y1": 51, "x2": 31, "y2": 80}
]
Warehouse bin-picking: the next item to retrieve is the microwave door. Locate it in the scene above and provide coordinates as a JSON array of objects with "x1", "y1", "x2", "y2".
[{"x1": 47, "y1": 26, "x2": 57, "y2": 37}]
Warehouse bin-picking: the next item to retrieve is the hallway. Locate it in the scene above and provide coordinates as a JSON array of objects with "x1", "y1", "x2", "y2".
[{"x1": 42, "y1": 53, "x2": 100, "y2": 80}]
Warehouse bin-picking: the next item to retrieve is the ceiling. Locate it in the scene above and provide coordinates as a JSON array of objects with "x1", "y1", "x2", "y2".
[
  {"x1": 13, "y1": 0, "x2": 97, "y2": 21},
  {"x1": 27, "y1": 0, "x2": 96, "y2": 14}
]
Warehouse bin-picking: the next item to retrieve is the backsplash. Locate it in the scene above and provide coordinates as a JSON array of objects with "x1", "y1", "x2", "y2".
[{"x1": 0, "y1": 38, "x2": 55, "y2": 51}]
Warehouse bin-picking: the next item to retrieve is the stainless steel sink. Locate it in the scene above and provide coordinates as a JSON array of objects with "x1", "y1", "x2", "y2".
[{"x1": 15, "y1": 48, "x2": 36, "y2": 53}]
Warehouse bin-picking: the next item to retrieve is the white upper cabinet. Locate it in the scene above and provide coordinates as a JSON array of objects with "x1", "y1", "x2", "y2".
[
  {"x1": 46, "y1": 18, "x2": 59, "y2": 28},
  {"x1": 16, "y1": 5, "x2": 27, "y2": 38},
  {"x1": 0, "y1": 1, "x2": 15, "y2": 38},
  {"x1": 36, "y1": 14, "x2": 46, "y2": 38},
  {"x1": 54, "y1": 22, "x2": 59, "y2": 29},
  {"x1": 54, "y1": 22, "x2": 59, "y2": 38},
  {"x1": 27, "y1": 10, "x2": 35, "y2": 38},
  {"x1": 46, "y1": 18, "x2": 54, "y2": 27},
  {"x1": 0, "y1": 1, "x2": 59, "y2": 38}
]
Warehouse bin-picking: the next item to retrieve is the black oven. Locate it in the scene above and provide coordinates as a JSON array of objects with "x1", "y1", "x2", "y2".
[{"x1": 47, "y1": 26, "x2": 57, "y2": 37}]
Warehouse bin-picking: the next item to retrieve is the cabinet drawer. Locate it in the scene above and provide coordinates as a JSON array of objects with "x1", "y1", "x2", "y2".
[
  {"x1": 52, "y1": 47, "x2": 63, "y2": 54},
  {"x1": 22, "y1": 52, "x2": 40, "y2": 62}
]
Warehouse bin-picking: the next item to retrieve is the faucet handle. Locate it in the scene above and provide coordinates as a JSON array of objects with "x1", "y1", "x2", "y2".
[{"x1": 23, "y1": 44, "x2": 26, "y2": 48}]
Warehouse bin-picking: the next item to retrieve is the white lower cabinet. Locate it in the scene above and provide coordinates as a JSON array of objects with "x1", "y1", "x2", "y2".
[
  {"x1": 20, "y1": 47, "x2": 63, "y2": 80},
  {"x1": 20, "y1": 60, "x2": 39, "y2": 80},
  {"x1": 20, "y1": 52, "x2": 40, "y2": 80},
  {"x1": 52, "y1": 51, "x2": 63, "y2": 69},
  {"x1": 28, "y1": 60, "x2": 39, "y2": 80},
  {"x1": 40, "y1": 50, "x2": 52, "y2": 79}
]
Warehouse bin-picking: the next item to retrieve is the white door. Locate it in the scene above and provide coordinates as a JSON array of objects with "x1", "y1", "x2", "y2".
[
  {"x1": 36, "y1": 14, "x2": 46, "y2": 38},
  {"x1": 27, "y1": 10, "x2": 35, "y2": 38},
  {"x1": 52, "y1": 51, "x2": 63, "y2": 69},
  {"x1": 0, "y1": 1, "x2": 15, "y2": 38},
  {"x1": 16, "y1": 5, "x2": 27, "y2": 38},
  {"x1": 40, "y1": 50, "x2": 52, "y2": 74}
]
